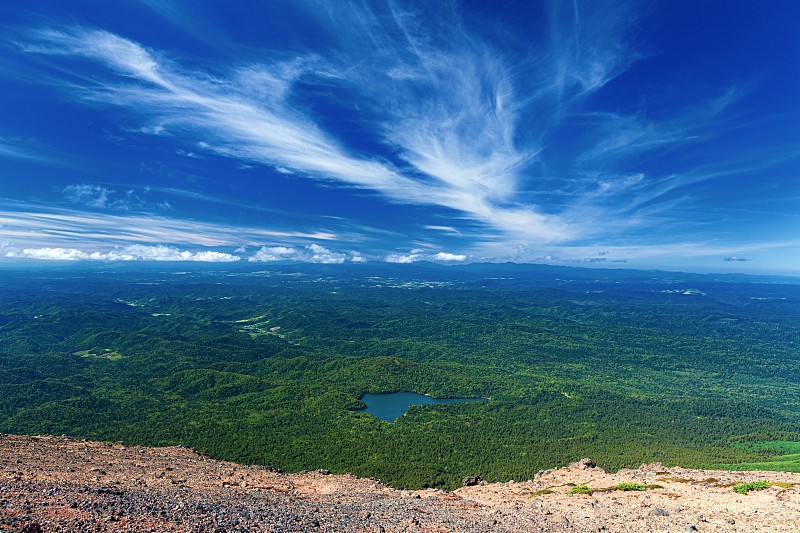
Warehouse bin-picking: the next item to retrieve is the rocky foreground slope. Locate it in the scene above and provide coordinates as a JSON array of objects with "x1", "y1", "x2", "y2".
[{"x1": 2, "y1": 434, "x2": 800, "y2": 532}]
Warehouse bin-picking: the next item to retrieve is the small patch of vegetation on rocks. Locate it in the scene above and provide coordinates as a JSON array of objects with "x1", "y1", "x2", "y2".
[
  {"x1": 594, "y1": 482, "x2": 663, "y2": 493},
  {"x1": 614, "y1": 482, "x2": 647, "y2": 491},
  {"x1": 732, "y1": 481, "x2": 770, "y2": 494},
  {"x1": 567, "y1": 485, "x2": 592, "y2": 495},
  {"x1": 769, "y1": 481, "x2": 798, "y2": 489}
]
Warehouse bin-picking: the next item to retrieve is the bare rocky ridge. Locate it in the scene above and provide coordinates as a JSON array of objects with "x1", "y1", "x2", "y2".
[{"x1": 2, "y1": 434, "x2": 800, "y2": 532}]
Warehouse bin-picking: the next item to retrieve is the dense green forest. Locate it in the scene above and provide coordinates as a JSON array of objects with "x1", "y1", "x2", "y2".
[{"x1": 1, "y1": 262, "x2": 800, "y2": 489}]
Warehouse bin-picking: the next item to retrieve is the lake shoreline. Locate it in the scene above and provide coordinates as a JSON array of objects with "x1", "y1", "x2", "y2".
[{"x1": 358, "y1": 391, "x2": 487, "y2": 422}]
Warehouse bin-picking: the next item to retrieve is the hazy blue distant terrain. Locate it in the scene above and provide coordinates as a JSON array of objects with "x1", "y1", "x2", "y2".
[{"x1": 1, "y1": 263, "x2": 799, "y2": 488}]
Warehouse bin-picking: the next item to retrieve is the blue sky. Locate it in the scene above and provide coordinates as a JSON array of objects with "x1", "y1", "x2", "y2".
[{"x1": 1, "y1": 1, "x2": 799, "y2": 273}]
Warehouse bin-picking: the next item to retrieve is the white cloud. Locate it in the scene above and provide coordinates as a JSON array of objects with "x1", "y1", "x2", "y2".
[
  {"x1": 107, "y1": 244, "x2": 240, "y2": 262},
  {"x1": 306, "y1": 243, "x2": 346, "y2": 264},
  {"x1": 433, "y1": 252, "x2": 466, "y2": 262},
  {"x1": 248, "y1": 246, "x2": 299, "y2": 262},
  {"x1": 8, "y1": 247, "x2": 91, "y2": 261},
  {"x1": 384, "y1": 250, "x2": 467, "y2": 263},
  {"x1": 188, "y1": 250, "x2": 240, "y2": 262},
  {"x1": 248, "y1": 244, "x2": 353, "y2": 264},
  {"x1": 385, "y1": 252, "x2": 422, "y2": 264},
  {"x1": 4, "y1": 244, "x2": 240, "y2": 262}
]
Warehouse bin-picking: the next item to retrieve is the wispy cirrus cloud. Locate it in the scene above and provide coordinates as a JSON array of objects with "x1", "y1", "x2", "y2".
[
  {"x1": 0, "y1": 139, "x2": 37, "y2": 160},
  {"x1": 63, "y1": 183, "x2": 171, "y2": 211},
  {"x1": 16, "y1": 1, "x2": 769, "y2": 259},
  {"x1": 0, "y1": 200, "x2": 338, "y2": 249},
  {"x1": 541, "y1": 0, "x2": 638, "y2": 100},
  {"x1": 0, "y1": 136, "x2": 58, "y2": 164},
  {"x1": 21, "y1": 17, "x2": 576, "y2": 243},
  {"x1": 63, "y1": 184, "x2": 111, "y2": 208},
  {"x1": 423, "y1": 225, "x2": 462, "y2": 236}
]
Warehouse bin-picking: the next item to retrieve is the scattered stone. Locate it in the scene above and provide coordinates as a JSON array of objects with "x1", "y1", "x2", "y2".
[
  {"x1": 649, "y1": 507, "x2": 669, "y2": 516},
  {"x1": 569, "y1": 458, "x2": 596, "y2": 470},
  {"x1": 462, "y1": 476, "x2": 483, "y2": 486}
]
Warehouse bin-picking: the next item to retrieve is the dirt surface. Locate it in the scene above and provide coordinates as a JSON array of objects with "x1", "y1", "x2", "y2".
[{"x1": 2, "y1": 434, "x2": 800, "y2": 532}]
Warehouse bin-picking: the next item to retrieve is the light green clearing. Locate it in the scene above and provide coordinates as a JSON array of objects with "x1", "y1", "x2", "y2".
[
  {"x1": 733, "y1": 441, "x2": 800, "y2": 454},
  {"x1": 235, "y1": 315, "x2": 267, "y2": 323},
  {"x1": 238, "y1": 321, "x2": 285, "y2": 339},
  {"x1": 72, "y1": 348, "x2": 123, "y2": 360},
  {"x1": 717, "y1": 456, "x2": 800, "y2": 472},
  {"x1": 713, "y1": 441, "x2": 800, "y2": 472}
]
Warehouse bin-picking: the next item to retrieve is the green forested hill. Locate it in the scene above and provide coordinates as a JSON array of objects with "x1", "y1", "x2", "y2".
[{"x1": 1, "y1": 263, "x2": 799, "y2": 489}]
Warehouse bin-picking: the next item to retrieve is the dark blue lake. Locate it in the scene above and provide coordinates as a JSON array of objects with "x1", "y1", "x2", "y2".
[{"x1": 360, "y1": 392, "x2": 486, "y2": 422}]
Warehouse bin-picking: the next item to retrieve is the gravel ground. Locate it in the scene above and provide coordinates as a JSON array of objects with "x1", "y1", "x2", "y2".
[
  {"x1": 0, "y1": 435, "x2": 568, "y2": 532},
  {"x1": 2, "y1": 434, "x2": 800, "y2": 532}
]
